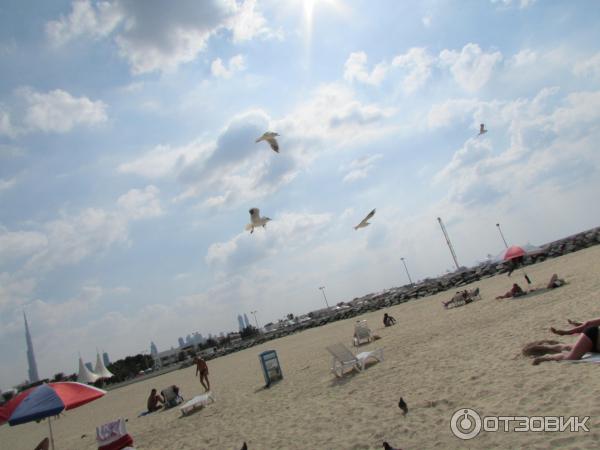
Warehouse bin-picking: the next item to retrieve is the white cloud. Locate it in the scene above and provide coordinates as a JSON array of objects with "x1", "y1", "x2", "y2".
[
  {"x1": 120, "y1": 83, "x2": 395, "y2": 208},
  {"x1": 45, "y1": 0, "x2": 123, "y2": 45},
  {"x1": 439, "y1": 43, "x2": 502, "y2": 92},
  {"x1": 117, "y1": 185, "x2": 163, "y2": 219},
  {"x1": 433, "y1": 87, "x2": 600, "y2": 207},
  {"x1": 392, "y1": 47, "x2": 435, "y2": 93},
  {"x1": 0, "y1": 107, "x2": 18, "y2": 138},
  {"x1": 344, "y1": 51, "x2": 388, "y2": 86},
  {"x1": 341, "y1": 153, "x2": 383, "y2": 183},
  {"x1": 491, "y1": 0, "x2": 536, "y2": 8},
  {"x1": 427, "y1": 98, "x2": 480, "y2": 128},
  {"x1": 573, "y1": 52, "x2": 600, "y2": 78},
  {"x1": 211, "y1": 54, "x2": 246, "y2": 78},
  {"x1": 18, "y1": 88, "x2": 107, "y2": 133},
  {"x1": 46, "y1": 0, "x2": 275, "y2": 75},
  {"x1": 0, "y1": 228, "x2": 48, "y2": 264},
  {"x1": 0, "y1": 177, "x2": 16, "y2": 193},
  {"x1": 511, "y1": 48, "x2": 537, "y2": 67},
  {"x1": 117, "y1": 140, "x2": 213, "y2": 178},
  {"x1": 206, "y1": 211, "x2": 332, "y2": 273}
]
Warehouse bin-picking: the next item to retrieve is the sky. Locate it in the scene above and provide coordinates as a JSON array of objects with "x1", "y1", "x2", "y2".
[{"x1": 1, "y1": 0, "x2": 600, "y2": 389}]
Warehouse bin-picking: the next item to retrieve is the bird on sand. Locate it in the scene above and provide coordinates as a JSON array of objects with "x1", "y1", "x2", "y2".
[
  {"x1": 398, "y1": 397, "x2": 408, "y2": 415},
  {"x1": 383, "y1": 442, "x2": 402, "y2": 450},
  {"x1": 240, "y1": 443, "x2": 248, "y2": 450},
  {"x1": 245, "y1": 208, "x2": 271, "y2": 234},
  {"x1": 477, "y1": 123, "x2": 488, "y2": 136},
  {"x1": 354, "y1": 209, "x2": 376, "y2": 230},
  {"x1": 256, "y1": 131, "x2": 280, "y2": 153}
]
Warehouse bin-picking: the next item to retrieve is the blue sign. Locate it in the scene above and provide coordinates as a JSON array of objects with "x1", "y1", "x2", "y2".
[{"x1": 258, "y1": 350, "x2": 283, "y2": 387}]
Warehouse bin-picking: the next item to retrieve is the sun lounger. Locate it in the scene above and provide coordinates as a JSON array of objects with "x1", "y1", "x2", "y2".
[
  {"x1": 353, "y1": 320, "x2": 374, "y2": 346},
  {"x1": 567, "y1": 353, "x2": 600, "y2": 363},
  {"x1": 96, "y1": 418, "x2": 135, "y2": 450},
  {"x1": 180, "y1": 392, "x2": 215, "y2": 416},
  {"x1": 326, "y1": 343, "x2": 383, "y2": 377}
]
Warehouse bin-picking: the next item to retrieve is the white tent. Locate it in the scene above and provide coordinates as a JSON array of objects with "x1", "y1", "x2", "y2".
[
  {"x1": 77, "y1": 356, "x2": 99, "y2": 384},
  {"x1": 94, "y1": 352, "x2": 114, "y2": 379}
]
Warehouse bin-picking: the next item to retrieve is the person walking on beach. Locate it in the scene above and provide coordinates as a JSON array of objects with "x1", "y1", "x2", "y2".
[{"x1": 195, "y1": 356, "x2": 210, "y2": 392}]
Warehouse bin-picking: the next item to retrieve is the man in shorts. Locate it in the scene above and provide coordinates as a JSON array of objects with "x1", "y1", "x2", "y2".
[{"x1": 195, "y1": 356, "x2": 210, "y2": 392}]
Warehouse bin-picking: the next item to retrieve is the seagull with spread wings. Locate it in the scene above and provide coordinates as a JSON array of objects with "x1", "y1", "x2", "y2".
[
  {"x1": 255, "y1": 131, "x2": 280, "y2": 153},
  {"x1": 477, "y1": 123, "x2": 488, "y2": 136},
  {"x1": 245, "y1": 208, "x2": 272, "y2": 234},
  {"x1": 354, "y1": 208, "x2": 376, "y2": 230}
]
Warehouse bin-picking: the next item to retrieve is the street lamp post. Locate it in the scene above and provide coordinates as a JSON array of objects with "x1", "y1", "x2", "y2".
[
  {"x1": 318, "y1": 286, "x2": 330, "y2": 309},
  {"x1": 250, "y1": 310, "x2": 260, "y2": 330},
  {"x1": 496, "y1": 223, "x2": 509, "y2": 249},
  {"x1": 400, "y1": 257, "x2": 413, "y2": 285}
]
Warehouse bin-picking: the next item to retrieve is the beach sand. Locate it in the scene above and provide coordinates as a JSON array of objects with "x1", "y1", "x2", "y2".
[{"x1": 3, "y1": 245, "x2": 600, "y2": 450}]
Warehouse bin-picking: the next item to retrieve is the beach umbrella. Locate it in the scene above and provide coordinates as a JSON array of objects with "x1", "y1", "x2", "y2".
[
  {"x1": 0, "y1": 382, "x2": 106, "y2": 449},
  {"x1": 502, "y1": 245, "x2": 526, "y2": 260}
]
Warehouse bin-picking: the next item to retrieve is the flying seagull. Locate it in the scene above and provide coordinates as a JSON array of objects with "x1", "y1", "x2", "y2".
[
  {"x1": 256, "y1": 131, "x2": 280, "y2": 153},
  {"x1": 354, "y1": 209, "x2": 376, "y2": 230},
  {"x1": 478, "y1": 123, "x2": 488, "y2": 136},
  {"x1": 245, "y1": 208, "x2": 271, "y2": 234},
  {"x1": 398, "y1": 397, "x2": 408, "y2": 415}
]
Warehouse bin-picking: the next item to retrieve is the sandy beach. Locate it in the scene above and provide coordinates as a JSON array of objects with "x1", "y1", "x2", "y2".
[{"x1": 3, "y1": 245, "x2": 600, "y2": 450}]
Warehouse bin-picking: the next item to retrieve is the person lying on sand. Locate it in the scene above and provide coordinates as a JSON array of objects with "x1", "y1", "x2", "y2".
[
  {"x1": 531, "y1": 317, "x2": 600, "y2": 365},
  {"x1": 547, "y1": 273, "x2": 566, "y2": 289},
  {"x1": 383, "y1": 313, "x2": 397, "y2": 327},
  {"x1": 442, "y1": 290, "x2": 468, "y2": 308},
  {"x1": 495, "y1": 283, "x2": 525, "y2": 299},
  {"x1": 147, "y1": 388, "x2": 164, "y2": 412}
]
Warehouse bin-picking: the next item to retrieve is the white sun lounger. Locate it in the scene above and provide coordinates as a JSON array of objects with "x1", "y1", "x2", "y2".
[
  {"x1": 353, "y1": 320, "x2": 374, "y2": 346},
  {"x1": 326, "y1": 343, "x2": 383, "y2": 377},
  {"x1": 567, "y1": 353, "x2": 600, "y2": 363},
  {"x1": 180, "y1": 392, "x2": 215, "y2": 416}
]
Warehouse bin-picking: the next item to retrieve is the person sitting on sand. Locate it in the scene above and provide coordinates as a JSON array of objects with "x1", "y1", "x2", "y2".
[
  {"x1": 195, "y1": 356, "x2": 210, "y2": 392},
  {"x1": 442, "y1": 290, "x2": 468, "y2": 308},
  {"x1": 383, "y1": 313, "x2": 397, "y2": 327},
  {"x1": 547, "y1": 273, "x2": 566, "y2": 289},
  {"x1": 495, "y1": 283, "x2": 525, "y2": 299},
  {"x1": 531, "y1": 317, "x2": 600, "y2": 365},
  {"x1": 147, "y1": 388, "x2": 164, "y2": 412}
]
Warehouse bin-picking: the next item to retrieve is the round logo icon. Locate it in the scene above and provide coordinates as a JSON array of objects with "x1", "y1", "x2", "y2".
[{"x1": 450, "y1": 408, "x2": 482, "y2": 440}]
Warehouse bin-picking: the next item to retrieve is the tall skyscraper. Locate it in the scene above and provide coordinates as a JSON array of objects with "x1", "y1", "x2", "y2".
[
  {"x1": 85, "y1": 362, "x2": 93, "y2": 372},
  {"x1": 23, "y1": 312, "x2": 40, "y2": 383},
  {"x1": 243, "y1": 313, "x2": 251, "y2": 328},
  {"x1": 150, "y1": 341, "x2": 158, "y2": 357},
  {"x1": 237, "y1": 314, "x2": 245, "y2": 331},
  {"x1": 102, "y1": 352, "x2": 110, "y2": 367},
  {"x1": 178, "y1": 337, "x2": 185, "y2": 348}
]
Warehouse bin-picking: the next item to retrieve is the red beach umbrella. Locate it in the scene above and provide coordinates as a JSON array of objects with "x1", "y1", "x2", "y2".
[
  {"x1": 503, "y1": 245, "x2": 526, "y2": 261},
  {"x1": 0, "y1": 382, "x2": 106, "y2": 449}
]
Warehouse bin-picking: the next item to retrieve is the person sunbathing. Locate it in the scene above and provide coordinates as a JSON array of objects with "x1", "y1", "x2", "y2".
[
  {"x1": 383, "y1": 313, "x2": 397, "y2": 327},
  {"x1": 531, "y1": 317, "x2": 600, "y2": 365},
  {"x1": 546, "y1": 273, "x2": 566, "y2": 289},
  {"x1": 495, "y1": 283, "x2": 525, "y2": 299},
  {"x1": 147, "y1": 388, "x2": 164, "y2": 412},
  {"x1": 442, "y1": 291, "x2": 468, "y2": 308}
]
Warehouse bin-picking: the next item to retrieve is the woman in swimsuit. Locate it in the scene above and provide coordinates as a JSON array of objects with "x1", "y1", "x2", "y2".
[{"x1": 532, "y1": 317, "x2": 600, "y2": 365}]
